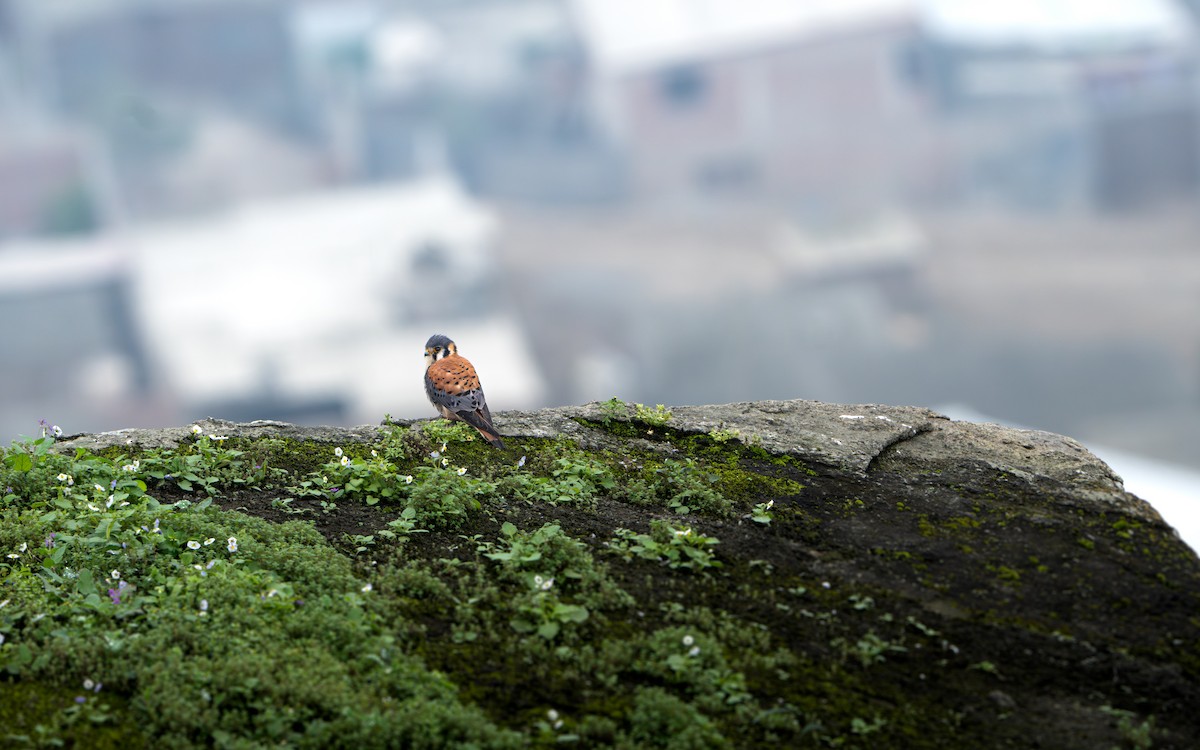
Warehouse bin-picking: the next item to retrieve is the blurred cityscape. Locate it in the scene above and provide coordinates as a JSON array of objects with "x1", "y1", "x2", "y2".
[{"x1": 1, "y1": 0, "x2": 1199, "y2": 504}]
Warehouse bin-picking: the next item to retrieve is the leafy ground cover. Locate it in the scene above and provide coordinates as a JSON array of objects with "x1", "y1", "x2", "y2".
[{"x1": 1, "y1": 406, "x2": 1198, "y2": 748}]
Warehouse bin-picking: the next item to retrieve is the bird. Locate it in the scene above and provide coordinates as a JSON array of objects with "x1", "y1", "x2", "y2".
[{"x1": 423, "y1": 334, "x2": 505, "y2": 449}]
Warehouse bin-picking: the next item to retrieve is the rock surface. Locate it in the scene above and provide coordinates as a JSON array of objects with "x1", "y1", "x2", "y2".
[{"x1": 48, "y1": 399, "x2": 1200, "y2": 747}]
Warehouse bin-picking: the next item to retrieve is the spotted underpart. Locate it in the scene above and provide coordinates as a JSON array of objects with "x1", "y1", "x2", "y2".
[{"x1": 423, "y1": 334, "x2": 505, "y2": 449}]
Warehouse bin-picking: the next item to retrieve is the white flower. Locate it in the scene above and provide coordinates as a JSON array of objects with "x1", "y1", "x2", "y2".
[
  {"x1": 52, "y1": 425, "x2": 62, "y2": 437},
  {"x1": 5, "y1": 553, "x2": 17, "y2": 559},
  {"x1": 456, "y1": 467, "x2": 467, "y2": 476},
  {"x1": 67, "y1": 475, "x2": 74, "y2": 485},
  {"x1": 227, "y1": 537, "x2": 238, "y2": 553},
  {"x1": 110, "y1": 570, "x2": 120, "y2": 580},
  {"x1": 334, "y1": 447, "x2": 343, "y2": 458},
  {"x1": 517, "y1": 455, "x2": 527, "y2": 468},
  {"x1": 441, "y1": 457, "x2": 449, "y2": 467},
  {"x1": 0, "y1": 599, "x2": 9, "y2": 608},
  {"x1": 18, "y1": 543, "x2": 26, "y2": 553},
  {"x1": 105, "y1": 496, "x2": 114, "y2": 508},
  {"x1": 547, "y1": 709, "x2": 559, "y2": 722},
  {"x1": 57, "y1": 473, "x2": 68, "y2": 482},
  {"x1": 209, "y1": 435, "x2": 228, "y2": 441},
  {"x1": 361, "y1": 583, "x2": 373, "y2": 593},
  {"x1": 370, "y1": 450, "x2": 378, "y2": 458},
  {"x1": 403, "y1": 475, "x2": 414, "y2": 484},
  {"x1": 83, "y1": 679, "x2": 94, "y2": 690},
  {"x1": 688, "y1": 646, "x2": 701, "y2": 657},
  {"x1": 190, "y1": 424, "x2": 203, "y2": 435},
  {"x1": 204, "y1": 538, "x2": 215, "y2": 546},
  {"x1": 187, "y1": 540, "x2": 201, "y2": 550},
  {"x1": 340, "y1": 456, "x2": 350, "y2": 467},
  {"x1": 0, "y1": 634, "x2": 5, "y2": 645},
  {"x1": 540, "y1": 577, "x2": 554, "y2": 591},
  {"x1": 682, "y1": 634, "x2": 694, "y2": 647},
  {"x1": 87, "y1": 504, "x2": 99, "y2": 512},
  {"x1": 94, "y1": 484, "x2": 104, "y2": 492}
]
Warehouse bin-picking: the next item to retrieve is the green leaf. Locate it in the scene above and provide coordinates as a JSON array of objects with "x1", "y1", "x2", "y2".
[
  {"x1": 76, "y1": 569, "x2": 97, "y2": 597},
  {"x1": 537, "y1": 621, "x2": 560, "y2": 640},
  {"x1": 500, "y1": 521, "x2": 518, "y2": 537},
  {"x1": 4, "y1": 453, "x2": 32, "y2": 472}
]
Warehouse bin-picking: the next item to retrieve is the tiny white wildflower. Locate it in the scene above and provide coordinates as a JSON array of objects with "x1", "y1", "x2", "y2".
[
  {"x1": 682, "y1": 634, "x2": 694, "y2": 647},
  {"x1": 5, "y1": 553, "x2": 17, "y2": 559},
  {"x1": 105, "y1": 496, "x2": 114, "y2": 508},
  {"x1": 688, "y1": 646, "x2": 701, "y2": 657},
  {"x1": 57, "y1": 473, "x2": 68, "y2": 482},
  {"x1": 821, "y1": 581, "x2": 831, "y2": 589},
  {"x1": 441, "y1": 457, "x2": 449, "y2": 467},
  {"x1": 371, "y1": 450, "x2": 378, "y2": 458},
  {"x1": 18, "y1": 543, "x2": 26, "y2": 553},
  {"x1": 334, "y1": 447, "x2": 343, "y2": 457},
  {"x1": 52, "y1": 425, "x2": 62, "y2": 437},
  {"x1": 94, "y1": 484, "x2": 104, "y2": 492},
  {"x1": 83, "y1": 679, "x2": 94, "y2": 691},
  {"x1": 67, "y1": 475, "x2": 74, "y2": 485},
  {"x1": 110, "y1": 570, "x2": 120, "y2": 580},
  {"x1": 540, "y1": 577, "x2": 554, "y2": 591},
  {"x1": 0, "y1": 634, "x2": 5, "y2": 645},
  {"x1": 266, "y1": 588, "x2": 278, "y2": 598},
  {"x1": 193, "y1": 564, "x2": 203, "y2": 570},
  {"x1": 187, "y1": 540, "x2": 201, "y2": 550},
  {"x1": 204, "y1": 538, "x2": 215, "y2": 546},
  {"x1": 87, "y1": 504, "x2": 99, "y2": 512},
  {"x1": 206, "y1": 560, "x2": 216, "y2": 569},
  {"x1": 227, "y1": 537, "x2": 238, "y2": 553},
  {"x1": 361, "y1": 583, "x2": 373, "y2": 593},
  {"x1": 0, "y1": 599, "x2": 9, "y2": 608},
  {"x1": 403, "y1": 475, "x2": 414, "y2": 484},
  {"x1": 547, "y1": 709, "x2": 559, "y2": 722},
  {"x1": 340, "y1": 456, "x2": 350, "y2": 467},
  {"x1": 517, "y1": 455, "x2": 526, "y2": 468},
  {"x1": 456, "y1": 467, "x2": 467, "y2": 476},
  {"x1": 191, "y1": 424, "x2": 203, "y2": 434},
  {"x1": 440, "y1": 442, "x2": 447, "y2": 452}
]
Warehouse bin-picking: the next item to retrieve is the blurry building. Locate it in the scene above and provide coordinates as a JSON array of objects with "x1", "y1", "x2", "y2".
[
  {"x1": 0, "y1": 235, "x2": 166, "y2": 439},
  {"x1": 44, "y1": 0, "x2": 306, "y2": 136},
  {"x1": 910, "y1": 0, "x2": 1200, "y2": 211},
  {"x1": 571, "y1": 0, "x2": 932, "y2": 210},
  {"x1": 292, "y1": 0, "x2": 621, "y2": 203},
  {"x1": 126, "y1": 175, "x2": 542, "y2": 425}
]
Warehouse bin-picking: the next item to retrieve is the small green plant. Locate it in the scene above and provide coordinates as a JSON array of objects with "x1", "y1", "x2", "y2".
[
  {"x1": 832, "y1": 631, "x2": 907, "y2": 668},
  {"x1": 403, "y1": 450, "x2": 495, "y2": 528},
  {"x1": 751, "y1": 499, "x2": 774, "y2": 525},
  {"x1": 377, "y1": 506, "x2": 427, "y2": 538},
  {"x1": 633, "y1": 403, "x2": 672, "y2": 427},
  {"x1": 655, "y1": 459, "x2": 729, "y2": 517},
  {"x1": 706, "y1": 427, "x2": 741, "y2": 443},
  {"x1": 599, "y1": 397, "x2": 628, "y2": 425},
  {"x1": 609, "y1": 521, "x2": 721, "y2": 571},
  {"x1": 498, "y1": 454, "x2": 614, "y2": 507},
  {"x1": 319, "y1": 446, "x2": 408, "y2": 506},
  {"x1": 1100, "y1": 705, "x2": 1155, "y2": 750},
  {"x1": 420, "y1": 419, "x2": 479, "y2": 447}
]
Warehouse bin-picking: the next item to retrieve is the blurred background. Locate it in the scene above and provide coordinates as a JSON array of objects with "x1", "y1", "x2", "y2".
[{"x1": 0, "y1": 0, "x2": 1197, "y2": 543}]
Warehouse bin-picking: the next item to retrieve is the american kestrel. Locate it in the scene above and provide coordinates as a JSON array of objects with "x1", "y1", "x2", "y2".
[{"x1": 423, "y1": 334, "x2": 505, "y2": 449}]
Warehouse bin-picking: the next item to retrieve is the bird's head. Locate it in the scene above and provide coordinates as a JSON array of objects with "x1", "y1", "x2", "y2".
[{"x1": 424, "y1": 334, "x2": 457, "y2": 366}]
